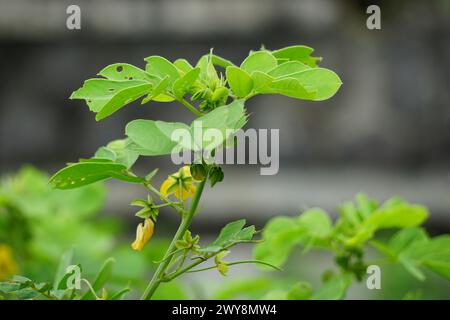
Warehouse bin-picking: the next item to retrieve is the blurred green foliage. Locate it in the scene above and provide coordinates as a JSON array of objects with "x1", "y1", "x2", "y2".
[{"x1": 0, "y1": 166, "x2": 187, "y2": 299}]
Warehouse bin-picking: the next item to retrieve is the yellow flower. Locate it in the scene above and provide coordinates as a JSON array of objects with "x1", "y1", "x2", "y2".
[
  {"x1": 160, "y1": 166, "x2": 198, "y2": 200},
  {"x1": 0, "y1": 244, "x2": 18, "y2": 280},
  {"x1": 131, "y1": 218, "x2": 154, "y2": 251}
]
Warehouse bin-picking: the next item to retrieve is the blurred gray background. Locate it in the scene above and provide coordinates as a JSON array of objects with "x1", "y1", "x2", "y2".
[{"x1": 1, "y1": 0, "x2": 450, "y2": 234}]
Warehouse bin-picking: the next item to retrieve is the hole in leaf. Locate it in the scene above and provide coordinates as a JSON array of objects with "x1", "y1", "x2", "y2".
[
  {"x1": 116, "y1": 65, "x2": 123, "y2": 72},
  {"x1": 109, "y1": 88, "x2": 115, "y2": 92}
]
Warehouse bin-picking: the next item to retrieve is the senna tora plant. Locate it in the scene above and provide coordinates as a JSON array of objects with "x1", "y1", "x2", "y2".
[{"x1": 48, "y1": 45, "x2": 342, "y2": 300}]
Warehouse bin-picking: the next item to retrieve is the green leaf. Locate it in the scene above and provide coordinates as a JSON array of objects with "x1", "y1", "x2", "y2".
[
  {"x1": 346, "y1": 203, "x2": 428, "y2": 246},
  {"x1": 403, "y1": 235, "x2": 450, "y2": 280},
  {"x1": 127, "y1": 100, "x2": 247, "y2": 156},
  {"x1": 81, "y1": 258, "x2": 114, "y2": 300},
  {"x1": 211, "y1": 54, "x2": 235, "y2": 68},
  {"x1": 105, "y1": 139, "x2": 139, "y2": 169},
  {"x1": 282, "y1": 68, "x2": 342, "y2": 101},
  {"x1": 144, "y1": 55, "x2": 180, "y2": 85},
  {"x1": 272, "y1": 45, "x2": 322, "y2": 67},
  {"x1": 70, "y1": 79, "x2": 152, "y2": 120},
  {"x1": 109, "y1": 287, "x2": 131, "y2": 300},
  {"x1": 199, "y1": 219, "x2": 256, "y2": 253},
  {"x1": 141, "y1": 76, "x2": 172, "y2": 104},
  {"x1": 16, "y1": 288, "x2": 40, "y2": 300},
  {"x1": 50, "y1": 161, "x2": 144, "y2": 190},
  {"x1": 251, "y1": 71, "x2": 274, "y2": 92},
  {"x1": 0, "y1": 282, "x2": 21, "y2": 293},
  {"x1": 253, "y1": 216, "x2": 301, "y2": 267},
  {"x1": 240, "y1": 51, "x2": 278, "y2": 74},
  {"x1": 94, "y1": 147, "x2": 117, "y2": 161},
  {"x1": 389, "y1": 227, "x2": 428, "y2": 253},
  {"x1": 263, "y1": 77, "x2": 316, "y2": 100},
  {"x1": 173, "y1": 67, "x2": 201, "y2": 99},
  {"x1": 311, "y1": 274, "x2": 352, "y2": 300},
  {"x1": 398, "y1": 256, "x2": 426, "y2": 281},
  {"x1": 226, "y1": 66, "x2": 253, "y2": 98},
  {"x1": 98, "y1": 63, "x2": 155, "y2": 82},
  {"x1": 173, "y1": 59, "x2": 194, "y2": 74},
  {"x1": 268, "y1": 61, "x2": 310, "y2": 78},
  {"x1": 287, "y1": 282, "x2": 313, "y2": 300},
  {"x1": 297, "y1": 208, "x2": 332, "y2": 240},
  {"x1": 126, "y1": 119, "x2": 188, "y2": 155}
]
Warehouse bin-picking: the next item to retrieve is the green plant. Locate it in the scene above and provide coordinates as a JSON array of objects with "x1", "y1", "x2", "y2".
[
  {"x1": 44, "y1": 45, "x2": 342, "y2": 300},
  {"x1": 0, "y1": 167, "x2": 183, "y2": 299},
  {"x1": 253, "y1": 193, "x2": 450, "y2": 299}
]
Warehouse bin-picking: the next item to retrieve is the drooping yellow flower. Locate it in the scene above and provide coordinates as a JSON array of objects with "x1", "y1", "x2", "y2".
[
  {"x1": 0, "y1": 244, "x2": 18, "y2": 280},
  {"x1": 131, "y1": 218, "x2": 154, "y2": 251},
  {"x1": 160, "y1": 166, "x2": 198, "y2": 200}
]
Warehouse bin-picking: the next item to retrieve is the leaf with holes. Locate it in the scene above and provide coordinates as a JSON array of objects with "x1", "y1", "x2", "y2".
[
  {"x1": 50, "y1": 160, "x2": 144, "y2": 190},
  {"x1": 98, "y1": 63, "x2": 156, "y2": 83},
  {"x1": 70, "y1": 79, "x2": 152, "y2": 121}
]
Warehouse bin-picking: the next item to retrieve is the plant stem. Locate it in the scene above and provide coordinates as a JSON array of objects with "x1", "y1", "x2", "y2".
[
  {"x1": 140, "y1": 178, "x2": 207, "y2": 300},
  {"x1": 179, "y1": 98, "x2": 203, "y2": 117},
  {"x1": 186, "y1": 260, "x2": 282, "y2": 273}
]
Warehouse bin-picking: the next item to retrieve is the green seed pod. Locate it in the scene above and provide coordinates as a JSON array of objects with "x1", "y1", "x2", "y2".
[{"x1": 190, "y1": 163, "x2": 207, "y2": 181}]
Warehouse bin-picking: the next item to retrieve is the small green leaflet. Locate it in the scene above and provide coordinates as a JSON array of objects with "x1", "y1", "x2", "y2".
[
  {"x1": 98, "y1": 63, "x2": 156, "y2": 82},
  {"x1": 144, "y1": 55, "x2": 180, "y2": 86},
  {"x1": 268, "y1": 61, "x2": 310, "y2": 78},
  {"x1": 199, "y1": 219, "x2": 256, "y2": 253},
  {"x1": 226, "y1": 66, "x2": 253, "y2": 98},
  {"x1": 94, "y1": 139, "x2": 139, "y2": 169},
  {"x1": 50, "y1": 159, "x2": 144, "y2": 190},
  {"x1": 126, "y1": 99, "x2": 247, "y2": 155},
  {"x1": 70, "y1": 79, "x2": 152, "y2": 121},
  {"x1": 174, "y1": 59, "x2": 194, "y2": 74},
  {"x1": 240, "y1": 51, "x2": 278, "y2": 74},
  {"x1": 279, "y1": 68, "x2": 342, "y2": 101},
  {"x1": 141, "y1": 76, "x2": 171, "y2": 104},
  {"x1": 311, "y1": 274, "x2": 352, "y2": 300},
  {"x1": 254, "y1": 208, "x2": 333, "y2": 267},
  {"x1": 271, "y1": 45, "x2": 322, "y2": 68},
  {"x1": 173, "y1": 67, "x2": 201, "y2": 99},
  {"x1": 346, "y1": 203, "x2": 428, "y2": 246}
]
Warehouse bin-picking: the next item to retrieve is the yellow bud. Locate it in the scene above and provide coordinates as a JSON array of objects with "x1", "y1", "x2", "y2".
[{"x1": 131, "y1": 219, "x2": 154, "y2": 251}]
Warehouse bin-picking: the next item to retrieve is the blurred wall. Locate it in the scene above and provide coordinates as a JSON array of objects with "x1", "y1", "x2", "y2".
[{"x1": 1, "y1": 0, "x2": 450, "y2": 229}]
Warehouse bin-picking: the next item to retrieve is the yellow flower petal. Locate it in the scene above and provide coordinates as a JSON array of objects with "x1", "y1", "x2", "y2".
[
  {"x1": 182, "y1": 166, "x2": 192, "y2": 178},
  {"x1": 142, "y1": 218, "x2": 154, "y2": 243},
  {"x1": 160, "y1": 177, "x2": 176, "y2": 197},
  {"x1": 131, "y1": 219, "x2": 154, "y2": 251}
]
